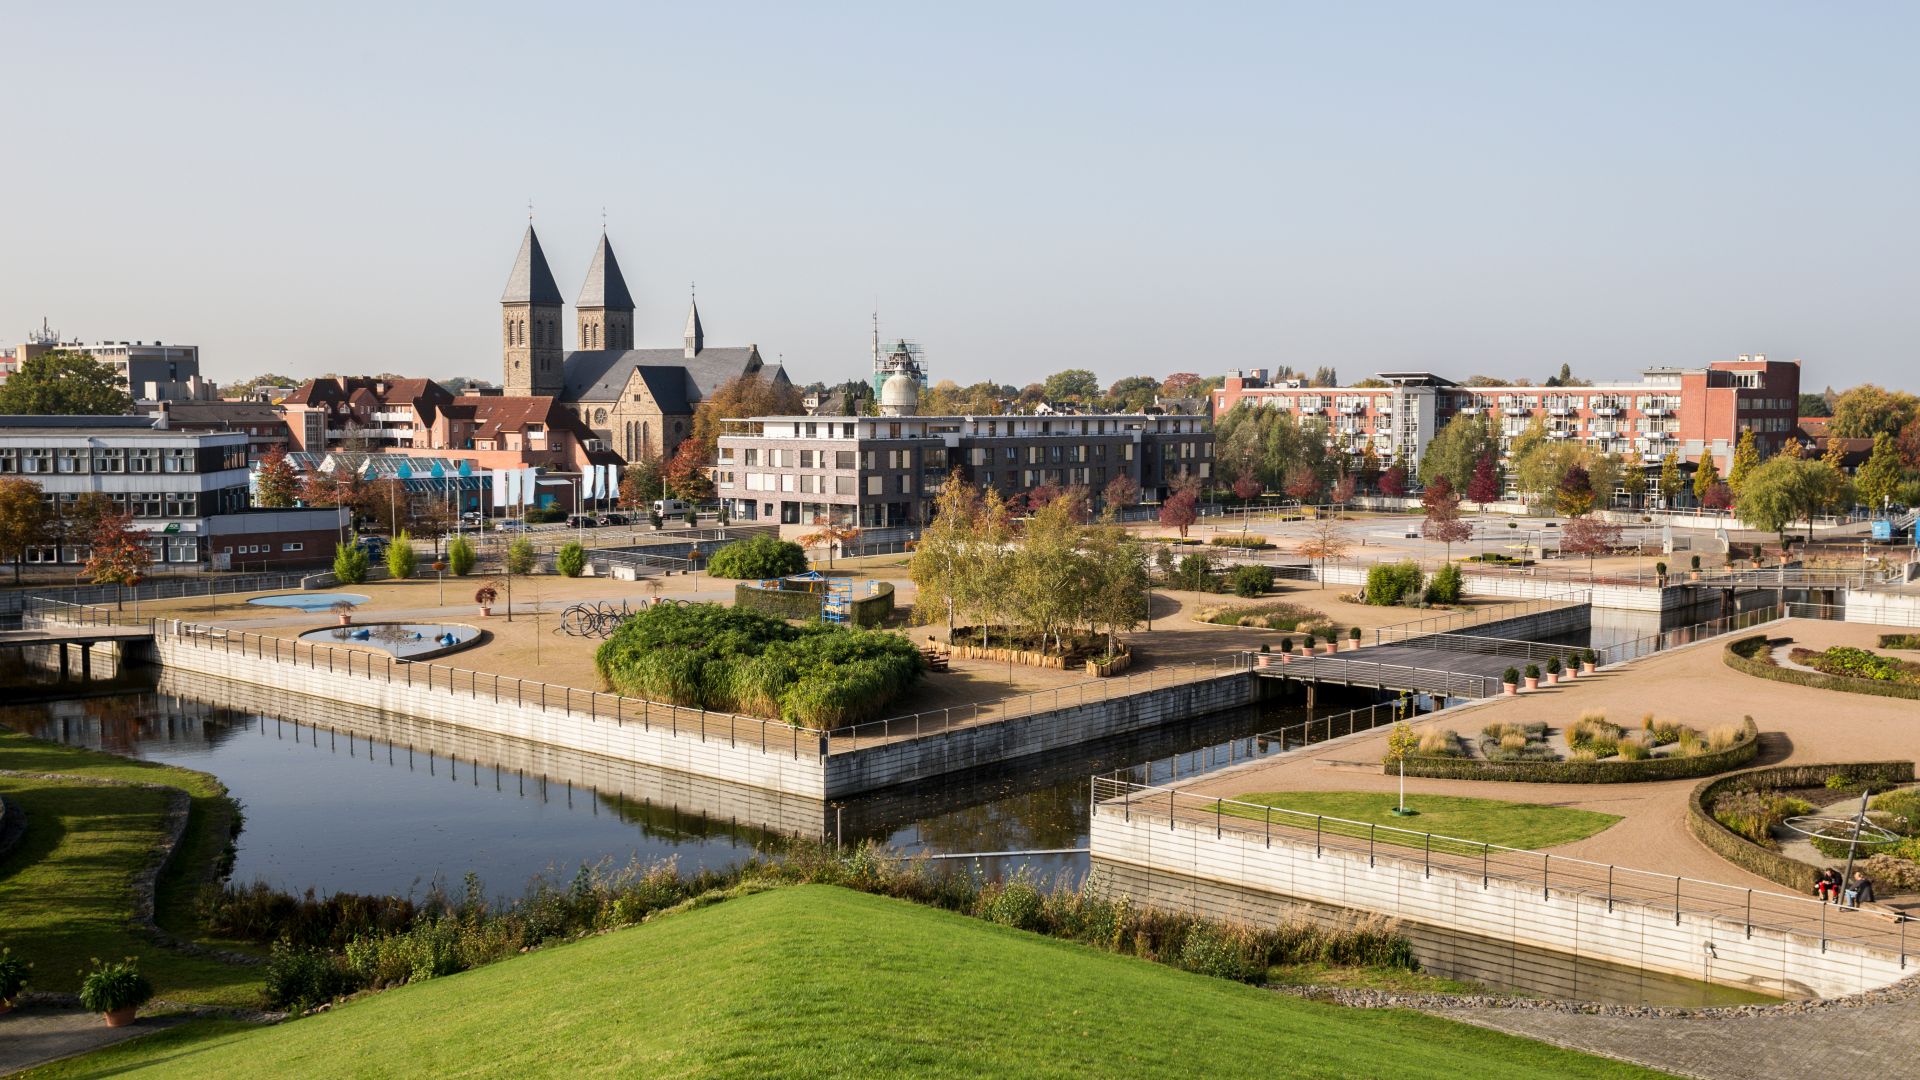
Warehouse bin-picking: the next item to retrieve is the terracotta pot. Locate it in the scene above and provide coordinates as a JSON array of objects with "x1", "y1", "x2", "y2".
[
  {"x1": 1524, "y1": 677, "x2": 1540, "y2": 690},
  {"x1": 103, "y1": 1006, "x2": 138, "y2": 1028},
  {"x1": 336, "y1": 613, "x2": 353, "y2": 626},
  {"x1": 1502, "y1": 682, "x2": 1518, "y2": 696},
  {"x1": 0, "y1": 999, "x2": 14, "y2": 1016},
  {"x1": 1320, "y1": 642, "x2": 1336, "y2": 655},
  {"x1": 1581, "y1": 661, "x2": 1596, "y2": 675},
  {"x1": 1279, "y1": 652, "x2": 1292, "y2": 664},
  {"x1": 478, "y1": 605, "x2": 493, "y2": 618},
  {"x1": 1545, "y1": 672, "x2": 1559, "y2": 685}
]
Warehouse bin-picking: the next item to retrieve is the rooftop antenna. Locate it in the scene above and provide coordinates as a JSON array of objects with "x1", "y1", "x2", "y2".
[
  {"x1": 527, "y1": 198, "x2": 534, "y2": 222},
  {"x1": 601, "y1": 205, "x2": 607, "y2": 232}
]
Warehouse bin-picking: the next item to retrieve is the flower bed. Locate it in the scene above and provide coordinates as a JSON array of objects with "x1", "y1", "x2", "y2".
[
  {"x1": 1207, "y1": 536, "x2": 1274, "y2": 550},
  {"x1": 1396, "y1": 716, "x2": 1760, "y2": 784},
  {"x1": 1197, "y1": 600, "x2": 1343, "y2": 636},
  {"x1": 949, "y1": 626, "x2": 1112, "y2": 669},
  {"x1": 1685, "y1": 762, "x2": 1916, "y2": 892},
  {"x1": 1725, "y1": 635, "x2": 1920, "y2": 701}
]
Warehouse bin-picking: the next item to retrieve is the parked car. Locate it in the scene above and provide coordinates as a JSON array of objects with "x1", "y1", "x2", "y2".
[
  {"x1": 353, "y1": 536, "x2": 389, "y2": 557},
  {"x1": 495, "y1": 519, "x2": 526, "y2": 532},
  {"x1": 597, "y1": 512, "x2": 631, "y2": 526},
  {"x1": 566, "y1": 514, "x2": 600, "y2": 529},
  {"x1": 460, "y1": 511, "x2": 484, "y2": 526}
]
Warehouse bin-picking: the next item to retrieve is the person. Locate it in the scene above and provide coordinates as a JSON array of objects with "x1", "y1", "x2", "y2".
[
  {"x1": 1846, "y1": 871, "x2": 1876, "y2": 907},
  {"x1": 1815, "y1": 867, "x2": 1842, "y2": 904}
]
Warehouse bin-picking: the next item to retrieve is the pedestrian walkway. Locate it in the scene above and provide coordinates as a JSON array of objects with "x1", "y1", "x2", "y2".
[{"x1": 0, "y1": 1006, "x2": 188, "y2": 1074}]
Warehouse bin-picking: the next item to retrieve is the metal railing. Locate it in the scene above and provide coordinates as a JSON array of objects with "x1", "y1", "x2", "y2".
[
  {"x1": 1251, "y1": 652, "x2": 1494, "y2": 699},
  {"x1": 27, "y1": 599, "x2": 826, "y2": 761},
  {"x1": 826, "y1": 652, "x2": 1255, "y2": 752},
  {"x1": 1371, "y1": 594, "x2": 1589, "y2": 646},
  {"x1": 1103, "y1": 697, "x2": 1422, "y2": 790},
  {"x1": 0, "y1": 571, "x2": 317, "y2": 618},
  {"x1": 1091, "y1": 777, "x2": 1911, "y2": 968}
]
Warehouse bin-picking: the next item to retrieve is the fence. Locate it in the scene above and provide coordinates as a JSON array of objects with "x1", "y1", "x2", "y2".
[
  {"x1": 25, "y1": 597, "x2": 824, "y2": 762},
  {"x1": 0, "y1": 571, "x2": 315, "y2": 620},
  {"x1": 1090, "y1": 777, "x2": 1910, "y2": 982},
  {"x1": 1105, "y1": 697, "x2": 1422, "y2": 790},
  {"x1": 1252, "y1": 653, "x2": 1496, "y2": 699},
  {"x1": 1371, "y1": 594, "x2": 1590, "y2": 646}
]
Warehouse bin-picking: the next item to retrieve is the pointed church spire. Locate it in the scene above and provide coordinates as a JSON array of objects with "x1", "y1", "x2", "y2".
[
  {"x1": 501, "y1": 224, "x2": 563, "y2": 305},
  {"x1": 683, "y1": 290, "x2": 704, "y2": 359},
  {"x1": 576, "y1": 234, "x2": 634, "y2": 310}
]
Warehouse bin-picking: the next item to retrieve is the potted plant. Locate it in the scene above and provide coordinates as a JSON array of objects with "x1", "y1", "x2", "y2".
[
  {"x1": 79, "y1": 958, "x2": 151, "y2": 1028},
  {"x1": 0, "y1": 948, "x2": 28, "y2": 1015},
  {"x1": 1502, "y1": 666, "x2": 1520, "y2": 696},
  {"x1": 1559, "y1": 653, "x2": 1577, "y2": 681},
  {"x1": 1278, "y1": 637, "x2": 1293, "y2": 663},
  {"x1": 330, "y1": 600, "x2": 355, "y2": 626},
  {"x1": 474, "y1": 582, "x2": 499, "y2": 618},
  {"x1": 1689, "y1": 554, "x2": 1702, "y2": 581},
  {"x1": 1300, "y1": 631, "x2": 1316, "y2": 655},
  {"x1": 1544, "y1": 656, "x2": 1562, "y2": 685},
  {"x1": 1347, "y1": 626, "x2": 1362, "y2": 651},
  {"x1": 1655, "y1": 560, "x2": 1668, "y2": 586},
  {"x1": 1523, "y1": 663, "x2": 1541, "y2": 691},
  {"x1": 1581, "y1": 648, "x2": 1598, "y2": 675}
]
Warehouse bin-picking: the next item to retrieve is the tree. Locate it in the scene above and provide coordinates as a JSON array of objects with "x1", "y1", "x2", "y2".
[
  {"x1": 1418, "y1": 413, "x2": 1498, "y2": 493},
  {"x1": 253, "y1": 447, "x2": 298, "y2": 508},
  {"x1": 0, "y1": 350, "x2": 133, "y2": 415},
  {"x1": 1738, "y1": 456, "x2": 1849, "y2": 542},
  {"x1": 1797, "y1": 392, "x2": 1832, "y2": 418},
  {"x1": 1584, "y1": 451, "x2": 1622, "y2": 511},
  {"x1": 686, "y1": 374, "x2": 806, "y2": 459},
  {"x1": 1692, "y1": 454, "x2": 1722, "y2": 506},
  {"x1": 619, "y1": 457, "x2": 664, "y2": 509},
  {"x1": 1101, "y1": 473, "x2": 1140, "y2": 514},
  {"x1": 1081, "y1": 524, "x2": 1149, "y2": 655},
  {"x1": 1658, "y1": 452, "x2": 1684, "y2": 508},
  {"x1": 385, "y1": 530, "x2": 417, "y2": 579},
  {"x1": 1041, "y1": 369, "x2": 1101, "y2": 403},
  {"x1": 1854, "y1": 432, "x2": 1905, "y2": 510},
  {"x1": 83, "y1": 510, "x2": 153, "y2": 607},
  {"x1": 797, "y1": 516, "x2": 862, "y2": 570},
  {"x1": 1728, "y1": 429, "x2": 1761, "y2": 497},
  {"x1": 1466, "y1": 452, "x2": 1500, "y2": 508},
  {"x1": 1378, "y1": 464, "x2": 1408, "y2": 498},
  {"x1": 366, "y1": 479, "x2": 414, "y2": 535},
  {"x1": 555, "y1": 541, "x2": 587, "y2": 578},
  {"x1": 505, "y1": 536, "x2": 537, "y2": 576},
  {"x1": 1702, "y1": 482, "x2": 1734, "y2": 511},
  {"x1": 1898, "y1": 418, "x2": 1920, "y2": 470},
  {"x1": 1330, "y1": 473, "x2": 1357, "y2": 506},
  {"x1": 1160, "y1": 372, "x2": 1204, "y2": 398},
  {"x1": 1420, "y1": 476, "x2": 1472, "y2": 561},
  {"x1": 0, "y1": 478, "x2": 52, "y2": 584},
  {"x1": 910, "y1": 472, "x2": 984, "y2": 631},
  {"x1": 1103, "y1": 375, "x2": 1160, "y2": 413},
  {"x1": 1555, "y1": 464, "x2": 1594, "y2": 517},
  {"x1": 332, "y1": 542, "x2": 368, "y2": 584},
  {"x1": 662, "y1": 439, "x2": 714, "y2": 501},
  {"x1": 1830, "y1": 385, "x2": 1920, "y2": 439},
  {"x1": 1230, "y1": 475, "x2": 1264, "y2": 504},
  {"x1": 1283, "y1": 463, "x2": 1320, "y2": 504},
  {"x1": 1158, "y1": 488, "x2": 1198, "y2": 538},
  {"x1": 1620, "y1": 459, "x2": 1648, "y2": 508},
  {"x1": 447, "y1": 534, "x2": 477, "y2": 576},
  {"x1": 1559, "y1": 513, "x2": 1622, "y2": 582},
  {"x1": 1295, "y1": 519, "x2": 1352, "y2": 585}
]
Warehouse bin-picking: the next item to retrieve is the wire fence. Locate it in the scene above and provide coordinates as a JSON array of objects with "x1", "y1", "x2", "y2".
[
  {"x1": 1090, "y1": 777, "x2": 1912, "y2": 969},
  {"x1": 0, "y1": 571, "x2": 316, "y2": 619},
  {"x1": 23, "y1": 597, "x2": 823, "y2": 761}
]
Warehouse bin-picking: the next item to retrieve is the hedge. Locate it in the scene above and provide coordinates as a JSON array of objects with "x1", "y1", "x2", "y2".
[
  {"x1": 707, "y1": 534, "x2": 809, "y2": 579},
  {"x1": 733, "y1": 580, "x2": 894, "y2": 628},
  {"x1": 1685, "y1": 761, "x2": 1916, "y2": 892},
  {"x1": 1724, "y1": 635, "x2": 1920, "y2": 702},
  {"x1": 1395, "y1": 717, "x2": 1760, "y2": 784}
]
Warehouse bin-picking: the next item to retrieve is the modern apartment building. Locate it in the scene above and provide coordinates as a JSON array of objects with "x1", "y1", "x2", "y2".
[
  {"x1": 716, "y1": 413, "x2": 1213, "y2": 528},
  {"x1": 2, "y1": 324, "x2": 213, "y2": 401},
  {"x1": 1210, "y1": 355, "x2": 1800, "y2": 477}
]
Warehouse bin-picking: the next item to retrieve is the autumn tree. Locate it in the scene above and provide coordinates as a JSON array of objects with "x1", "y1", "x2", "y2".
[
  {"x1": 83, "y1": 509, "x2": 154, "y2": 609},
  {"x1": 1231, "y1": 475, "x2": 1264, "y2": 504},
  {"x1": 1283, "y1": 463, "x2": 1320, "y2": 504},
  {"x1": 1702, "y1": 482, "x2": 1734, "y2": 511},
  {"x1": 1555, "y1": 464, "x2": 1595, "y2": 517},
  {"x1": 0, "y1": 478, "x2": 52, "y2": 584},
  {"x1": 1738, "y1": 456, "x2": 1850, "y2": 542},
  {"x1": 1378, "y1": 463, "x2": 1408, "y2": 498},
  {"x1": 1727, "y1": 429, "x2": 1761, "y2": 497},
  {"x1": 1854, "y1": 432, "x2": 1905, "y2": 510},
  {"x1": 1102, "y1": 472, "x2": 1140, "y2": 514},
  {"x1": 253, "y1": 446, "x2": 299, "y2": 508},
  {"x1": 1829, "y1": 385, "x2": 1920, "y2": 439},
  {"x1": 1330, "y1": 473, "x2": 1357, "y2": 506},
  {"x1": 1420, "y1": 475, "x2": 1473, "y2": 561},
  {"x1": 1466, "y1": 452, "x2": 1500, "y2": 508},
  {"x1": 1692, "y1": 454, "x2": 1723, "y2": 507},
  {"x1": 1620, "y1": 459, "x2": 1648, "y2": 508},
  {"x1": 1658, "y1": 451, "x2": 1684, "y2": 508},
  {"x1": 1158, "y1": 487, "x2": 1199, "y2": 538},
  {"x1": 619, "y1": 456, "x2": 664, "y2": 509},
  {"x1": 662, "y1": 438, "x2": 714, "y2": 501},
  {"x1": 1295, "y1": 518, "x2": 1353, "y2": 584},
  {"x1": 1560, "y1": 513, "x2": 1622, "y2": 582},
  {"x1": 909, "y1": 473, "x2": 984, "y2": 631}
]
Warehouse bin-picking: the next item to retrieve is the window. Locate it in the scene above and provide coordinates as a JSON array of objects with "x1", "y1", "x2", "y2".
[
  {"x1": 169, "y1": 537, "x2": 198, "y2": 563},
  {"x1": 164, "y1": 492, "x2": 199, "y2": 517},
  {"x1": 283, "y1": 542, "x2": 304, "y2": 552},
  {"x1": 743, "y1": 448, "x2": 758, "y2": 466},
  {"x1": 866, "y1": 476, "x2": 884, "y2": 495},
  {"x1": 56, "y1": 448, "x2": 89, "y2": 474},
  {"x1": 20, "y1": 448, "x2": 50, "y2": 473},
  {"x1": 835, "y1": 450, "x2": 855, "y2": 469},
  {"x1": 0, "y1": 448, "x2": 13, "y2": 473}
]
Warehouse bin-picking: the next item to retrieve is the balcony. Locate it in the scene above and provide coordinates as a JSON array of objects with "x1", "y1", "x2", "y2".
[
  {"x1": 1549, "y1": 428, "x2": 1575, "y2": 439},
  {"x1": 1455, "y1": 405, "x2": 1480, "y2": 415},
  {"x1": 1643, "y1": 406, "x2": 1670, "y2": 417},
  {"x1": 1340, "y1": 403, "x2": 1365, "y2": 415},
  {"x1": 1548, "y1": 406, "x2": 1572, "y2": 416},
  {"x1": 1501, "y1": 405, "x2": 1530, "y2": 416},
  {"x1": 1593, "y1": 406, "x2": 1620, "y2": 417}
]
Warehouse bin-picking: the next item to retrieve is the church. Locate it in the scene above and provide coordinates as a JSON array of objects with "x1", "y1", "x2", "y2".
[{"x1": 499, "y1": 224, "x2": 788, "y2": 463}]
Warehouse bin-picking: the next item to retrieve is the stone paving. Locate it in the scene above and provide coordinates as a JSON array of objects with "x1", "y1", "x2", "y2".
[{"x1": 0, "y1": 1006, "x2": 187, "y2": 1075}]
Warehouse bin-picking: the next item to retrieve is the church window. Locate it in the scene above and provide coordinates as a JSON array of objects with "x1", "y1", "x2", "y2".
[{"x1": 594, "y1": 408, "x2": 607, "y2": 424}]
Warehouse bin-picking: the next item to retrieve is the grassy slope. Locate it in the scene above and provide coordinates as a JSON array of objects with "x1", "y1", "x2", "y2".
[
  {"x1": 0, "y1": 728, "x2": 260, "y2": 1006},
  {"x1": 1226, "y1": 791, "x2": 1620, "y2": 852},
  {"x1": 31, "y1": 886, "x2": 1667, "y2": 1080}
]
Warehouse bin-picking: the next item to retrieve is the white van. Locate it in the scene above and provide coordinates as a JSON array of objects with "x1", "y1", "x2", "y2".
[{"x1": 653, "y1": 499, "x2": 691, "y2": 517}]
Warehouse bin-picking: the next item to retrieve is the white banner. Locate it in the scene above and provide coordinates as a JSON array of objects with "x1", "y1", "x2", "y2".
[
  {"x1": 520, "y1": 467, "x2": 537, "y2": 506},
  {"x1": 491, "y1": 469, "x2": 508, "y2": 511},
  {"x1": 585, "y1": 466, "x2": 602, "y2": 500},
  {"x1": 604, "y1": 463, "x2": 620, "y2": 498}
]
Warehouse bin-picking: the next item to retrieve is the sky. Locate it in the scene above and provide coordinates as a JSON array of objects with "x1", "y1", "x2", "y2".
[{"x1": 3, "y1": 2, "x2": 1916, "y2": 393}]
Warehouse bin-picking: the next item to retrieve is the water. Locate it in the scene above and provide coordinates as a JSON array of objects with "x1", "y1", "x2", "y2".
[
  {"x1": 299, "y1": 623, "x2": 480, "y2": 659},
  {"x1": 247, "y1": 592, "x2": 370, "y2": 611}
]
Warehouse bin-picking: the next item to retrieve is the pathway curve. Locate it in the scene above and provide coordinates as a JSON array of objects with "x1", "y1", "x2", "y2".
[{"x1": 0, "y1": 1007, "x2": 190, "y2": 1075}]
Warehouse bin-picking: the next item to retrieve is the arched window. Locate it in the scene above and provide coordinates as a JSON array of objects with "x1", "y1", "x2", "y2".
[
  {"x1": 642, "y1": 421, "x2": 651, "y2": 452},
  {"x1": 594, "y1": 408, "x2": 607, "y2": 424}
]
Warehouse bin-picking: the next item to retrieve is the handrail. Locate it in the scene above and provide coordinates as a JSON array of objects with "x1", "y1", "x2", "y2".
[{"x1": 1090, "y1": 776, "x2": 1911, "y2": 964}]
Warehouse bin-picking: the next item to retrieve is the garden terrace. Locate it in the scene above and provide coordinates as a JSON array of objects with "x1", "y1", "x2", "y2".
[{"x1": 1726, "y1": 634, "x2": 1920, "y2": 701}]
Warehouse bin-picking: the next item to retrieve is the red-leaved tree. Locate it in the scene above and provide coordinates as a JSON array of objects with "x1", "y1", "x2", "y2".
[
  {"x1": 1231, "y1": 475, "x2": 1264, "y2": 504},
  {"x1": 1420, "y1": 476, "x2": 1472, "y2": 561},
  {"x1": 1560, "y1": 512, "x2": 1624, "y2": 582},
  {"x1": 1466, "y1": 453, "x2": 1500, "y2": 508},
  {"x1": 1284, "y1": 464, "x2": 1320, "y2": 504},
  {"x1": 1379, "y1": 464, "x2": 1408, "y2": 498},
  {"x1": 1159, "y1": 488, "x2": 1198, "y2": 538}
]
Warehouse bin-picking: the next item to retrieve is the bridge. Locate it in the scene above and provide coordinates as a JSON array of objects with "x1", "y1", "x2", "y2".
[
  {"x1": 0, "y1": 624, "x2": 153, "y2": 682},
  {"x1": 1249, "y1": 632, "x2": 1576, "y2": 701}
]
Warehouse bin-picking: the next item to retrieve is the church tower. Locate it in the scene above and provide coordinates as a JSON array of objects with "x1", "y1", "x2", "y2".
[
  {"x1": 501, "y1": 224, "x2": 565, "y2": 396},
  {"x1": 683, "y1": 294, "x2": 704, "y2": 359},
  {"x1": 575, "y1": 233, "x2": 635, "y2": 352}
]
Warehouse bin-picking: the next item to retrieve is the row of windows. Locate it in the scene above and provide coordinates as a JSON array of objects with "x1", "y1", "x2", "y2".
[
  {"x1": 0, "y1": 446, "x2": 216, "y2": 475},
  {"x1": 24, "y1": 537, "x2": 200, "y2": 564},
  {"x1": 505, "y1": 316, "x2": 560, "y2": 348},
  {"x1": 221, "y1": 542, "x2": 303, "y2": 555}
]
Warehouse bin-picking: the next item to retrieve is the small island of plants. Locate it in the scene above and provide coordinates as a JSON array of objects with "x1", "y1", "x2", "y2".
[
  {"x1": 594, "y1": 602, "x2": 922, "y2": 728},
  {"x1": 1394, "y1": 710, "x2": 1759, "y2": 783}
]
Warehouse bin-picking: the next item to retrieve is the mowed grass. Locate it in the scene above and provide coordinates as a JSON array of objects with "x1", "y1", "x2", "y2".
[
  {"x1": 0, "y1": 727, "x2": 261, "y2": 1006},
  {"x1": 28, "y1": 885, "x2": 1669, "y2": 1080},
  {"x1": 1223, "y1": 791, "x2": 1620, "y2": 854}
]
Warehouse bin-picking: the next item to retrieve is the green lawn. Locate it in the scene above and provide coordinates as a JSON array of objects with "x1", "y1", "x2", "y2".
[
  {"x1": 1223, "y1": 791, "x2": 1620, "y2": 855},
  {"x1": 0, "y1": 728, "x2": 261, "y2": 1007},
  {"x1": 25, "y1": 885, "x2": 1665, "y2": 1079}
]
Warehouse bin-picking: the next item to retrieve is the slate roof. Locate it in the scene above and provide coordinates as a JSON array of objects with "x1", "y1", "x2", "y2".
[
  {"x1": 558, "y1": 347, "x2": 784, "y2": 409},
  {"x1": 576, "y1": 234, "x2": 634, "y2": 310},
  {"x1": 501, "y1": 225, "x2": 564, "y2": 305}
]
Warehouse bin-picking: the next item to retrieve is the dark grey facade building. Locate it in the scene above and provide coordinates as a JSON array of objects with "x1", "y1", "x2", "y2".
[{"x1": 717, "y1": 412, "x2": 1213, "y2": 528}]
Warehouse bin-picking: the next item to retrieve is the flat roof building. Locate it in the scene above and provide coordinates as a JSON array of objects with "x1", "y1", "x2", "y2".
[{"x1": 717, "y1": 412, "x2": 1213, "y2": 529}]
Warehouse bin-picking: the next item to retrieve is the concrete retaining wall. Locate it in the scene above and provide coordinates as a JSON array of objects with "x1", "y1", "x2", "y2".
[
  {"x1": 1090, "y1": 804, "x2": 1907, "y2": 1000},
  {"x1": 1846, "y1": 589, "x2": 1920, "y2": 628},
  {"x1": 825, "y1": 673, "x2": 1259, "y2": 794},
  {"x1": 151, "y1": 634, "x2": 830, "y2": 799}
]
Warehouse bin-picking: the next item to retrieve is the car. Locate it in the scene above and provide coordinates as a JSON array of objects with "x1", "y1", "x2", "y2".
[
  {"x1": 653, "y1": 499, "x2": 691, "y2": 517},
  {"x1": 353, "y1": 536, "x2": 389, "y2": 556},
  {"x1": 460, "y1": 511, "x2": 484, "y2": 526},
  {"x1": 597, "y1": 512, "x2": 631, "y2": 526},
  {"x1": 566, "y1": 514, "x2": 600, "y2": 529},
  {"x1": 495, "y1": 519, "x2": 526, "y2": 532}
]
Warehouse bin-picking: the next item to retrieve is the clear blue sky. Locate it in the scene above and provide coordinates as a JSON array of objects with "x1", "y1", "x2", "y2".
[{"x1": 3, "y1": 2, "x2": 1915, "y2": 392}]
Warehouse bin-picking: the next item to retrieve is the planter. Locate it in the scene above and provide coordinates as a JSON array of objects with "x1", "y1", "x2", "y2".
[
  {"x1": 103, "y1": 1006, "x2": 138, "y2": 1028},
  {"x1": 1502, "y1": 682, "x2": 1518, "y2": 696},
  {"x1": 477, "y1": 606, "x2": 493, "y2": 618},
  {"x1": 1085, "y1": 650, "x2": 1134, "y2": 678},
  {"x1": 1523, "y1": 676, "x2": 1540, "y2": 690},
  {"x1": 1561, "y1": 667, "x2": 1576, "y2": 681},
  {"x1": 1320, "y1": 642, "x2": 1336, "y2": 655},
  {"x1": 1581, "y1": 661, "x2": 1596, "y2": 675},
  {"x1": 336, "y1": 614, "x2": 353, "y2": 626},
  {"x1": 1545, "y1": 672, "x2": 1559, "y2": 685},
  {"x1": 1279, "y1": 652, "x2": 1292, "y2": 664},
  {"x1": 1343, "y1": 639, "x2": 1359, "y2": 651}
]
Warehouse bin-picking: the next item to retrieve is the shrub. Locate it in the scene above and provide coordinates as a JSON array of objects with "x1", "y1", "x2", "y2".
[
  {"x1": 473, "y1": 582, "x2": 499, "y2": 607},
  {"x1": 525, "y1": 505, "x2": 567, "y2": 525},
  {"x1": 332, "y1": 542, "x2": 369, "y2": 585},
  {"x1": 1523, "y1": 663, "x2": 1540, "y2": 680},
  {"x1": 1412, "y1": 717, "x2": 1763, "y2": 784},
  {"x1": 1207, "y1": 536, "x2": 1272, "y2": 550},
  {"x1": 977, "y1": 872, "x2": 1045, "y2": 931},
  {"x1": 1869, "y1": 789, "x2": 1920, "y2": 836},
  {"x1": 78, "y1": 958, "x2": 152, "y2": 1014},
  {"x1": 1227, "y1": 564, "x2": 1274, "y2": 598},
  {"x1": 1687, "y1": 762, "x2": 1916, "y2": 891},
  {"x1": 1724, "y1": 635, "x2": 1920, "y2": 701},
  {"x1": 1711, "y1": 790, "x2": 1815, "y2": 846},
  {"x1": 1545, "y1": 656, "x2": 1561, "y2": 675},
  {"x1": 1363, "y1": 561, "x2": 1424, "y2": 606},
  {"x1": 447, "y1": 535, "x2": 477, "y2": 576},
  {"x1": 1880, "y1": 634, "x2": 1920, "y2": 651},
  {"x1": 1416, "y1": 729, "x2": 1459, "y2": 756},
  {"x1": 1502, "y1": 667, "x2": 1520, "y2": 686},
  {"x1": 1177, "y1": 921, "x2": 1265, "y2": 982},
  {"x1": 0, "y1": 947, "x2": 28, "y2": 1001},
  {"x1": 505, "y1": 537, "x2": 536, "y2": 576},
  {"x1": 1424, "y1": 562, "x2": 1464, "y2": 604},
  {"x1": 1862, "y1": 853, "x2": 1920, "y2": 891},
  {"x1": 707, "y1": 534, "x2": 809, "y2": 579},
  {"x1": 385, "y1": 530, "x2": 416, "y2": 579},
  {"x1": 555, "y1": 541, "x2": 587, "y2": 578},
  {"x1": 1616, "y1": 738, "x2": 1650, "y2": 761},
  {"x1": 264, "y1": 941, "x2": 358, "y2": 1010},
  {"x1": 1706, "y1": 725, "x2": 1742, "y2": 752},
  {"x1": 1499, "y1": 733, "x2": 1526, "y2": 753}
]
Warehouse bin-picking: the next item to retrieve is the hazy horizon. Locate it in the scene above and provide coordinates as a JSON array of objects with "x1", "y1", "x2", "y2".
[{"x1": 4, "y1": 3, "x2": 1916, "y2": 393}]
